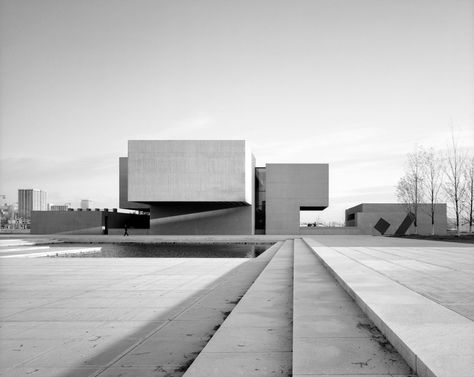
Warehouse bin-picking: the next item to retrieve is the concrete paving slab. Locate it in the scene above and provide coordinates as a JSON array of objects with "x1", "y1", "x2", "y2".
[
  {"x1": 173, "y1": 304, "x2": 231, "y2": 322},
  {"x1": 305, "y1": 236, "x2": 474, "y2": 377},
  {"x1": 97, "y1": 365, "x2": 184, "y2": 377},
  {"x1": 0, "y1": 367, "x2": 99, "y2": 377},
  {"x1": 221, "y1": 309, "x2": 291, "y2": 328},
  {"x1": 203, "y1": 326, "x2": 292, "y2": 353},
  {"x1": 0, "y1": 339, "x2": 59, "y2": 368},
  {"x1": 21, "y1": 338, "x2": 141, "y2": 368},
  {"x1": 113, "y1": 336, "x2": 206, "y2": 366},
  {"x1": 182, "y1": 352, "x2": 292, "y2": 377},
  {"x1": 293, "y1": 313, "x2": 372, "y2": 338},
  {"x1": 294, "y1": 285, "x2": 355, "y2": 301},
  {"x1": 293, "y1": 336, "x2": 413, "y2": 375},
  {"x1": 293, "y1": 375, "x2": 414, "y2": 377}
]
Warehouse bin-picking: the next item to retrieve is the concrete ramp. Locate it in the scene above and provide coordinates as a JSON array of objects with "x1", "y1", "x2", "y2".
[{"x1": 183, "y1": 240, "x2": 294, "y2": 376}]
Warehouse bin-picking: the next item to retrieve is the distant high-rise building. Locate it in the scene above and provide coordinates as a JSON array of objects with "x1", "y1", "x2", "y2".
[
  {"x1": 18, "y1": 189, "x2": 47, "y2": 219},
  {"x1": 81, "y1": 199, "x2": 92, "y2": 210}
]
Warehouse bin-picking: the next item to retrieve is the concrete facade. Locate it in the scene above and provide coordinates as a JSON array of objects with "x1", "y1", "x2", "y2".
[
  {"x1": 120, "y1": 141, "x2": 329, "y2": 235},
  {"x1": 148, "y1": 204, "x2": 255, "y2": 235},
  {"x1": 345, "y1": 203, "x2": 447, "y2": 235},
  {"x1": 30, "y1": 210, "x2": 149, "y2": 234},
  {"x1": 127, "y1": 140, "x2": 253, "y2": 203},
  {"x1": 265, "y1": 164, "x2": 329, "y2": 235}
]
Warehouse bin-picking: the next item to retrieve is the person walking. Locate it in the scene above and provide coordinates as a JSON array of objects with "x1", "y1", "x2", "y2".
[{"x1": 123, "y1": 224, "x2": 129, "y2": 236}]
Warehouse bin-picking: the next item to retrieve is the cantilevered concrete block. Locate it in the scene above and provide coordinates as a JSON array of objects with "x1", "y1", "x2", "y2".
[
  {"x1": 123, "y1": 140, "x2": 255, "y2": 235},
  {"x1": 127, "y1": 140, "x2": 253, "y2": 204}
]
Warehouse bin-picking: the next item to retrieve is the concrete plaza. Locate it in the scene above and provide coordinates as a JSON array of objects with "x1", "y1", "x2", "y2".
[{"x1": 0, "y1": 235, "x2": 473, "y2": 377}]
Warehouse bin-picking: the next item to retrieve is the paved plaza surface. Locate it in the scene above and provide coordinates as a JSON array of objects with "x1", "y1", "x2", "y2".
[
  {"x1": 304, "y1": 235, "x2": 474, "y2": 320},
  {"x1": 0, "y1": 235, "x2": 473, "y2": 377},
  {"x1": 0, "y1": 244, "x2": 278, "y2": 377}
]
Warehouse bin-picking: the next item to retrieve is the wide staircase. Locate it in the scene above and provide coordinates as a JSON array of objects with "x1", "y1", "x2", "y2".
[{"x1": 183, "y1": 239, "x2": 414, "y2": 377}]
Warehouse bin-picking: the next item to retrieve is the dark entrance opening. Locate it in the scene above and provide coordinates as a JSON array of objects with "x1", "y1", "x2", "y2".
[{"x1": 255, "y1": 167, "x2": 266, "y2": 234}]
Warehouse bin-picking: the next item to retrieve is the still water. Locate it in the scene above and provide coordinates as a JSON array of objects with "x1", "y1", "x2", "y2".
[{"x1": 51, "y1": 243, "x2": 274, "y2": 258}]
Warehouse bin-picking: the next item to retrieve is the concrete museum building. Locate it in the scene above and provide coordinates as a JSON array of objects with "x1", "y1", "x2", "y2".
[{"x1": 120, "y1": 140, "x2": 329, "y2": 235}]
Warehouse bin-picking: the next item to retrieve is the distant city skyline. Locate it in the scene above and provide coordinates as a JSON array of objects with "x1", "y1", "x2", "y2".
[
  {"x1": 1, "y1": 0, "x2": 473, "y2": 223},
  {"x1": 18, "y1": 189, "x2": 47, "y2": 219}
]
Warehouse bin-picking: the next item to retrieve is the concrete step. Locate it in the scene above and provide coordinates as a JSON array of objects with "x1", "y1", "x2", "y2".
[
  {"x1": 183, "y1": 239, "x2": 294, "y2": 377},
  {"x1": 293, "y1": 238, "x2": 414, "y2": 376},
  {"x1": 303, "y1": 237, "x2": 474, "y2": 377}
]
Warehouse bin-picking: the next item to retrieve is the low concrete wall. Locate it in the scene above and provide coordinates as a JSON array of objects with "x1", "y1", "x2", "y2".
[
  {"x1": 31, "y1": 211, "x2": 103, "y2": 234},
  {"x1": 31, "y1": 211, "x2": 150, "y2": 234}
]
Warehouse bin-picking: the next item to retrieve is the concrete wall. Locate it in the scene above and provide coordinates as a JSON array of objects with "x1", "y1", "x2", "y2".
[
  {"x1": 128, "y1": 140, "x2": 253, "y2": 204},
  {"x1": 119, "y1": 157, "x2": 150, "y2": 211},
  {"x1": 148, "y1": 205, "x2": 254, "y2": 235},
  {"x1": 345, "y1": 203, "x2": 447, "y2": 235},
  {"x1": 31, "y1": 211, "x2": 103, "y2": 234},
  {"x1": 265, "y1": 164, "x2": 329, "y2": 235},
  {"x1": 31, "y1": 211, "x2": 150, "y2": 234}
]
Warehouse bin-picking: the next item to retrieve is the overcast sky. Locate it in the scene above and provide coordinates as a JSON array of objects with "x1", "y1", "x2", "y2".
[{"x1": 0, "y1": 0, "x2": 473, "y2": 223}]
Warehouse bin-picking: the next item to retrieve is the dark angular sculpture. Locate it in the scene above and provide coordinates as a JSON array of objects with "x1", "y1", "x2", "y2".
[
  {"x1": 374, "y1": 218, "x2": 391, "y2": 235},
  {"x1": 394, "y1": 212, "x2": 416, "y2": 236}
]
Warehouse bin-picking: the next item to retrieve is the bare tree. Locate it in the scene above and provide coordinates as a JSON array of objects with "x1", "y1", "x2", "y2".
[
  {"x1": 444, "y1": 132, "x2": 467, "y2": 236},
  {"x1": 396, "y1": 148, "x2": 424, "y2": 234},
  {"x1": 463, "y1": 155, "x2": 474, "y2": 233},
  {"x1": 420, "y1": 148, "x2": 444, "y2": 235}
]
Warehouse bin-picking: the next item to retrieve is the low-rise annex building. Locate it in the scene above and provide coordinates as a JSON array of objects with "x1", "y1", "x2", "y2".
[{"x1": 345, "y1": 203, "x2": 448, "y2": 236}]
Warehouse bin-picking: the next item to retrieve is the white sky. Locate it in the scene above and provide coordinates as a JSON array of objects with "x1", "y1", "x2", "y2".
[{"x1": 0, "y1": 0, "x2": 473, "y2": 223}]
